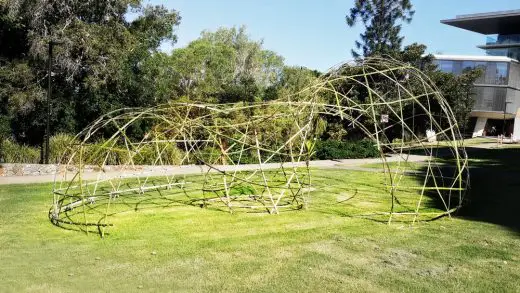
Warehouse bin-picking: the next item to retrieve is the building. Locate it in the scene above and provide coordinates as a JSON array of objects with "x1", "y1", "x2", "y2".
[
  {"x1": 433, "y1": 55, "x2": 520, "y2": 138},
  {"x1": 436, "y1": 10, "x2": 520, "y2": 141}
]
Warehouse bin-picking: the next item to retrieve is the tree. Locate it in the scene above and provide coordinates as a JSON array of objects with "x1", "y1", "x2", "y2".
[
  {"x1": 264, "y1": 66, "x2": 320, "y2": 101},
  {"x1": 395, "y1": 43, "x2": 481, "y2": 134},
  {"x1": 164, "y1": 26, "x2": 285, "y2": 103},
  {"x1": 429, "y1": 69, "x2": 481, "y2": 133},
  {"x1": 346, "y1": 0, "x2": 414, "y2": 58},
  {"x1": 318, "y1": 42, "x2": 481, "y2": 142},
  {"x1": 0, "y1": 0, "x2": 181, "y2": 145}
]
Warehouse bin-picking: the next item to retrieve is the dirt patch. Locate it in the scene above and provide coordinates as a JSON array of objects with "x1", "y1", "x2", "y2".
[
  {"x1": 416, "y1": 264, "x2": 456, "y2": 277},
  {"x1": 379, "y1": 248, "x2": 458, "y2": 277},
  {"x1": 380, "y1": 248, "x2": 418, "y2": 270}
]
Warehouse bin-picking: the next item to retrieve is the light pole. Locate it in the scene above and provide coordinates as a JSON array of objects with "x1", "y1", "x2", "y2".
[
  {"x1": 503, "y1": 100, "x2": 513, "y2": 138},
  {"x1": 44, "y1": 40, "x2": 61, "y2": 164}
]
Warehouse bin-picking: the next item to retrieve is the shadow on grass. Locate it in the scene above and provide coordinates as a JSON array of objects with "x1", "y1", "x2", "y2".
[{"x1": 416, "y1": 146, "x2": 520, "y2": 234}]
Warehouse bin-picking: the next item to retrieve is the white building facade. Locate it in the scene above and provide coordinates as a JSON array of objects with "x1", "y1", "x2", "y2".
[
  {"x1": 438, "y1": 10, "x2": 520, "y2": 141},
  {"x1": 433, "y1": 55, "x2": 520, "y2": 141}
]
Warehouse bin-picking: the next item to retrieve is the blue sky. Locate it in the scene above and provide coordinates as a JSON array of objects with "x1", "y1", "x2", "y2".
[{"x1": 149, "y1": 0, "x2": 519, "y2": 71}]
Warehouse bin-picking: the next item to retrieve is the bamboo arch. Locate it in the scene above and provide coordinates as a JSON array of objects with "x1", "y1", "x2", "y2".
[{"x1": 50, "y1": 58, "x2": 469, "y2": 236}]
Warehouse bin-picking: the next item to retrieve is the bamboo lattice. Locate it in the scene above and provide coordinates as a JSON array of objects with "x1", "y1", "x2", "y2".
[{"x1": 50, "y1": 58, "x2": 469, "y2": 235}]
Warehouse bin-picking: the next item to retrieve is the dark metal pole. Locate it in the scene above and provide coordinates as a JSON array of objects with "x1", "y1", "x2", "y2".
[
  {"x1": 503, "y1": 101, "x2": 512, "y2": 137},
  {"x1": 45, "y1": 41, "x2": 54, "y2": 164},
  {"x1": 503, "y1": 101, "x2": 506, "y2": 137}
]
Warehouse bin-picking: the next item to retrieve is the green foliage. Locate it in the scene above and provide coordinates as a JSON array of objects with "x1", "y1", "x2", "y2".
[
  {"x1": 49, "y1": 133, "x2": 78, "y2": 164},
  {"x1": 323, "y1": 122, "x2": 349, "y2": 141},
  {"x1": 0, "y1": 139, "x2": 40, "y2": 163},
  {"x1": 165, "y1": 26, "x2": 285, "y2": 103},
  {"x1": 264, "y1": 66, "x2": 320, "y2": 101},
  {"x1": 0, "y1": 134, "x2": 185, "y2": 165},
  {"x1": 0, "y1": 0, "x2": 181, "y2": 145},
  {"x1": 77, "y1": 140, "x2": 185, "y2": 166},
  {"x1": 132, "y1": 142, "x2": 185, "y2": 166},
  {"x1": 228, "y1": 149, "x2": 258, "y2": 165},
  {"x1": 318, "y1": 43, "x2": 482, "y2": 141},
  {"x1": 0, "y1": 0, "x2": 477, "y2": 167},
  {"x1": 229, "y1": 184, "x2": 257, "y2": 196},
  {"x1": 396, "y1": 43, "x2": 482, "y2": 133},
  {"x1": 346, "y1": 0, "x2": 415, "y2": 58},
  {"x1": 428, "y1": 69, "x2": 482, "y2": 132},
  {"x1": 314, "y1": 140, "x2": 379, "y2": 160},
  {"x1": 193, "y1": 146, "x2": 222, "y2": 165}
]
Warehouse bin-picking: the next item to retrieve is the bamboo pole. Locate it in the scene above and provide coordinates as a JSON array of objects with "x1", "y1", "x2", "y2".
[{"x1": 50, "y1": 57, "x2": 470, "y2": 235}]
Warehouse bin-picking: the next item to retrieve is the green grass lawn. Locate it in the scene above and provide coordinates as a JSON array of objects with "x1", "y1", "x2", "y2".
[
  {"x1": 360, "y1": 160, "x2": 427, "y2": 171},
  {"x1": 1, "y1": 156, "x2": 520, "y2": 292}
]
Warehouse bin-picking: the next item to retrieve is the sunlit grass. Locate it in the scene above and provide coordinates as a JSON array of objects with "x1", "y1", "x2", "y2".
[{"x1": 1, "y1": 168, "x2": 519, "y2": 292}]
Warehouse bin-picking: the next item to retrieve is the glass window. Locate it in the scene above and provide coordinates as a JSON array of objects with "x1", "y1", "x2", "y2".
[
  {"x1": 452, "y1": 61, "x2": 463, "y2": 75},
  {"x1": 474, "y1": 62, "x2": 487, "y2": 84},
  {"x1": 462, "y1": 61, "x2": 474, "y2": 72},
  {"x1": 509, "y1": 62, "x2": 520, "y2": 88},
  {"x1": 496, "y1": 34, "x2": 520, "y2": 45},
  {"x1": 474, "y1": 62, "x2": 487, "y2": 69},
  {"x1": 507, "y1": 48, "x2": 520, "y2": 61},
  {"x1": 496, "y1": 62, "x2": 509, "y2": 85},
  {"x1": 437, "y1": 60, "x2": 453, "y2": 73},
  {"x1": 435, "y1": 60, "x2": 511, "y2": 85},
  {"x1": 484, "y1": 62, "x2": 497, "y2": 84},
  {"x1": 473, "y1": 87, "x2": 508, "y2": 112},
  {"x1": 433, "y1": 60, "x2": 441, "y2": 70},
  {"x1": 494, "y1": 87, "x2": 507, "y2": 111},
  {"x1": 487, "y1": 36, "x2": 497, "y2": 45},
  {"x1": 486, "y1": 48, "x2": 508, "y2": 56}
]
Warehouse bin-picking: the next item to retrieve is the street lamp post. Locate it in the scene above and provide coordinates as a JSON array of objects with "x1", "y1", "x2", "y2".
[
  {"x1": 503, "y1": 100, "x2": 513, "y2": 138},
  {"x1": 44, "y1": 40, "x2": 61, "y2": 164}
]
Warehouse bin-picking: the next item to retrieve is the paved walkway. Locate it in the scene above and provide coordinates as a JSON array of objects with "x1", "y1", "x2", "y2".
[{"x1": 0, "y1": 154, "x2": 429, "y2": 185}]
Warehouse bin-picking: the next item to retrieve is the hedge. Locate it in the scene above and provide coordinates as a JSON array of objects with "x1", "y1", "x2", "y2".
[
  {"x1": 1, "y1": 137, "x2": 380, "y2": 164},
  {"x1": 314, "y1": 139, "x2": 379, "y2": 160}
]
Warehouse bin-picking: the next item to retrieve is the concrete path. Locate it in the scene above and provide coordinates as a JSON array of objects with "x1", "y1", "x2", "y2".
[{"x1": 0, "y1": 153, "x2": 429, "y2": 185}]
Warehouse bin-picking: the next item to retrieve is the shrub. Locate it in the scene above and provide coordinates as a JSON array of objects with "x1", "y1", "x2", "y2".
[
  {"x1": 50, "y1": 133, "x2": 79, "y2": 164},
  {"x1": 155, "y1": 142, "x2": 185, "y2": 165},
  {"x1": 132, "y1": 142, "x2": 185, "y2": 165},
  {"x1": 192, "y1": 146, "x2": 222, "y2": 165},
  {"x1": 314, "y1": 139, "x2": 379, "y2": 160},
  {"x1": 82, "y1": 141, "x2": 122, "y2": 165},
  {"x1": 0, "y1": 135, "x2": 187, "y2": 166},
  {"x1": 0, "y1": 139, "x2": 40, "y2": 163}
]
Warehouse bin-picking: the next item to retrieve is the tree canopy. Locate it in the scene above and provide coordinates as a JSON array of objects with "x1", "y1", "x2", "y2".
[
  {"x1": 165, "y1": 26, "x2": 285, "y2": 103},
  {"x1": 346, "y1": 0, "x2": 414, "y2": 58},
  {"x1": 344, "y1": 0, "x2": 480, "y2": 135},
  {"x1": 0, "y1": 0, "x2": 483, "y2": 163},
  {"x1": 0, "y1": 0, "x2": 180, "y2": 145}
]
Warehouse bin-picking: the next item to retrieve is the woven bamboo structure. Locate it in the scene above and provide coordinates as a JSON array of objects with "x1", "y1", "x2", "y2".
[{"x1": 50, "y1": 58, "x2": 469, "y2": 235}]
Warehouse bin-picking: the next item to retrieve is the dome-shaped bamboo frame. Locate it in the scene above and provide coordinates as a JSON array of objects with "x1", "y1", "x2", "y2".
[{"x1": 50, "y1": 58, "x2": 469, "y2": 236}]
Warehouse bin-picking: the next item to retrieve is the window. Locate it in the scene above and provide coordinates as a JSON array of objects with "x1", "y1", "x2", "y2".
[
  {"x1": 473, "y1": 87, "x2": 507, "y2": 111},
  {"x1": 496, "y1": 34, "x2": 520, "y2": 45},
  {"x1": 486, "y1": 48, "x2": 508, "y2": 57},
  {"x1": 507, "y1": 48, "x2": 520, "y2": 61},
  {"x1": 437, "y1": 60, "x2": 454, "y2": 73},
  {"x1": 451, "y1": 61, "x2": 463, "y2": 75},
  {"x1": 496, "y1": 62, "x2": 509, "y2": 85},
  {"x1": 435, "y1": 60, "x2": 510, "y2": 85},
  {"x1": 462, "y1": 61, "x2": 474, "y2": 72},
  {"x1": 474, "y1": 62, "x2": 487, "y2": 84}
]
